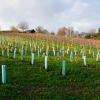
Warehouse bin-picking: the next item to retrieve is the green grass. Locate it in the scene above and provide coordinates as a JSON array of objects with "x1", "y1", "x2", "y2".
[
  {"x1": 0, "y1": 56, "x2": 100, "y2": 100},
  {"x1": 0, "y1": 34, "x2": 100, "y2": 100}
]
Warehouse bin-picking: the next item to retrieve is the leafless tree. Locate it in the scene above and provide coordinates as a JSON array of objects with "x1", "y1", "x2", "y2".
[
  {"x1": 57, "y1": 27, "x2": 67, "y2": 36},
  {"x1": 10, "y1": 26, "x2": 19, "y2": 32},
  {"x1": 17, "y1": 21, "x2": 29, "y2": 32},
  {"x1": 51, "y1": 31, "x2": 55, "y2": 35},
  {"x1": 36, "y1": 26, "x2": 49, "y2": 34}
]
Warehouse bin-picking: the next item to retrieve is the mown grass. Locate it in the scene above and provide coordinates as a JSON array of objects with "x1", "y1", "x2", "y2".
[{"x1": 0, "y1": 55, "x2": 100, "y2": 100}]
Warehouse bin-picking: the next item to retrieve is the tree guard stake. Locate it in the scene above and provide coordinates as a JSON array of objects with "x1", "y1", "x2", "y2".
[{"x1": 2, "y1": 65, "x2": 7, "y2": 84}]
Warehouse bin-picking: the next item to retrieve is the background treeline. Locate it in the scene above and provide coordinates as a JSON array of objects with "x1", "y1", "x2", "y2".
[{"x1": 0, "y1": 21, "x2": 100, "y2": 39}]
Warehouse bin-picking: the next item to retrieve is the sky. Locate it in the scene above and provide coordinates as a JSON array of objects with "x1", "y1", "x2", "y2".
[{"x1": 0, "y1": 0, "x2": 100, "y2": 32}]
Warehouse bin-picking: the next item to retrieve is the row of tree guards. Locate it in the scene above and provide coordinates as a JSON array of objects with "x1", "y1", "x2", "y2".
[
  {"x1": 1, "y1": 45, "x2": 100, "y2": 84},
  {"x1": 1, "y1": 50, "x2": 100, "y2": 84},
  {"x1": 31, "y1": 53, "x2": 66, "y2": 77},
  {"x1": 1, "y1": 55, "x2": 66, "y2": 84},
  {"x1": 2, "y1": 46, "x2": 99, "y2": 64}
]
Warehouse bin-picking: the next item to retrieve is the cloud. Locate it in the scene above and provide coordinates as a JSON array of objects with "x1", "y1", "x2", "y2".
[
  {"x1": 71, "y1": 20, "x2": 93, "y2": 31},
  {"x1": 70, "y1": 1, "x2": 89, "y2": 14},
  {"x1": 0, "y1": 0, "x2": 100, "y2": 32}
]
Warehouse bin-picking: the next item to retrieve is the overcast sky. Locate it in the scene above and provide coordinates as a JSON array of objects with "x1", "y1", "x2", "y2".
[{"x1": 0, "y1": 0, "x2": 100, "y2": 32}]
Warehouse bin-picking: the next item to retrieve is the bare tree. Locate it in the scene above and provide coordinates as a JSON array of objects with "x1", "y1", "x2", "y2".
[
  {"x1": 89, "y1": 29, "x2": 96, "y2": 34},
  {"x1": 68, "y1": 27, "x2": 74, "y2": 37},
  {"x1": 57, "y1": 27, "x2": 67, "y2": 36},
  {"x1": 17, "y1": 21, "x2": 29, "y2": 32},
  {"x1": 36, "y1": 26, "x2": 44, "y2": 33},
  {"x1": 51, "y1": 31, "x2": 55, "y2": 35},
  {"x1": 10, "y1": 26, "x2": 19, "y2": 32},
  {"x1": 36, "y1": 26, "x2": 49, "y2": 34},
  {"x1": 98, "y1": 27, "x2": 100, "y2": 33}
]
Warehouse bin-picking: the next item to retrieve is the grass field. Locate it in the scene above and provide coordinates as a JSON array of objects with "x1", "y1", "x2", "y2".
[{"x1": 0, "y1": 33, "x2": 100, "y2": 100}]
